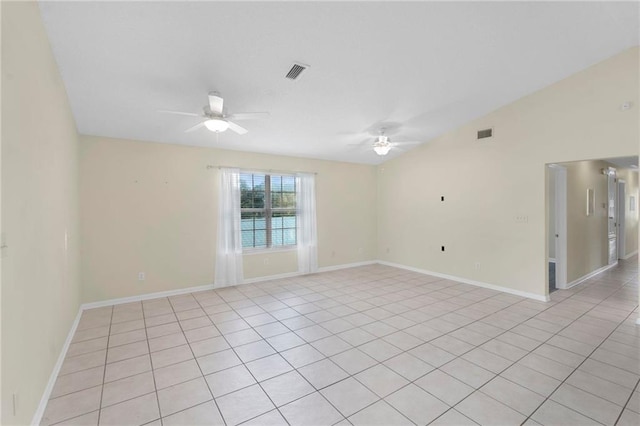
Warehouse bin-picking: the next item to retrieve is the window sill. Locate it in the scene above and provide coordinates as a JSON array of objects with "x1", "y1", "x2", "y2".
[{"x1": 243, "y1": 246, "x2": 297, "y2": 255}]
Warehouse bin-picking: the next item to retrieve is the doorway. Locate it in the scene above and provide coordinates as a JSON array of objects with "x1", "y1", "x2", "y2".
[
  {"x1": 548, "y1": 164, "x2": 567, "y2": 292},
  {"x1": 617, "y1": 179, "x2": 626, "y2": 260},
  {"x1": 606, "y1": 167, "x2": 618, "y2": 265}
]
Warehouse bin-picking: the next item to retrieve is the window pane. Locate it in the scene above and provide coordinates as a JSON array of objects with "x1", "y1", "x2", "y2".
[
  {"x1": 271, "y1": 192, "x2": 282, "y2": 208},
  {"x1": 241, "y1": 230, "x2": 254, "y2": 248},
  {"x1": 253, "y1": 191, "x2": 265, "y2": 208},
  {"x1": 281, "y1": 193, "x2": 296, "y2": 209},
  {"x1": 253, "y1": 174, "x2": 266, "y2": 191},
  {"x1": 240, "y1": 173, "x2": 253, "y2": 190},
  {"x1": 284, "y1": 228, "x2": 296, "y2": 245},
  {"x1": 270, "y1": 175, "x2": 282, "y2": 192},
  {"x1": 283, "y1": 215, "x2": 296, "y2": 228},
  {"x1": 241, "y1": 216, "x2": 254, "y2": 230},
  {"x1": 272, "y1": 215, "x2": 283, "y2": 229},
  {"x1": 272, "y1": 229, "x2": 283, "y2": 246},
  {"x1": 282, "y1": 176, "x2": 295, "y2": 192},
  {"x1": 240, "y1": 174, "x2": 253, "y2": 208},
  {"x1": 255, "y1": 230, "x2": 267, "y2": 248},
  {"x1": 255, "y1": 217, "x2": 266, "y2": 230}
]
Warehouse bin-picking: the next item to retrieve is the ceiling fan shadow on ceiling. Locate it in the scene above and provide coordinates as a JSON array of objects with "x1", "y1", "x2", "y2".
[
  {"x1": 349, "y1": 128, "x2": 420, "y2": 156},
  {"x1": 159, "y1": 92, "x2": 269, "y2": 135}
]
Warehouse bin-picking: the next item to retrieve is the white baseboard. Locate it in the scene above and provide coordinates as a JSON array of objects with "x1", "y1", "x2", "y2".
[
  {"x1": 623, "y1": 250, "x2": 638, "y2": 260},
  {"x1": 242, "y1": 260, "x2": 377, "y2": 284},
  {"x1": 377, "y1": 260, "x2": 550, "y2": 302},
  {"x1": 561, "y1": 262, "x2": 618, "y2": 290},
  {"x1": 317, "y1": 260, "x2": 377, "y2": 273},
  {"x1": 242, "y1": 271, "x2": 301, "y2": 284},
  {"x1": 31, "y1": 308, "x2": 83, "y2": 426},
  {"x1": 81, "y1": 283, "x2": 215, "y2": 310}
]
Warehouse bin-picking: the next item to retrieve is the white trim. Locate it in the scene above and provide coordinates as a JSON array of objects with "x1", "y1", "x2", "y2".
[
  {"x1": 31, "y1": 309, "x2": 83, "y2": 426},
  {"x1": 563, "y1": 262, "x2": 618, "y2": 290},
  {"x1": 81, "y1": 284, "x2": 215, "y2": 310},
  {"x1": 317, "y1": 260, "x2": 376, "y2": 273},
  {"x1": 636, "y1": 317, "x2": 640, "y2": 326},
  {"x1": 548, "y1": 258, "x2": 556, "y2": 263},
  {"x1": 242, "y1": 260, "x2": 377, "y2": 284},
  {"x1": 549, "y1": 164, "x2": 568, "y2": 289},
  {"x1": 623, "y1": 250, "x2": 638, "y2": 260},
  {"x1": 243, "y1": 247, "x2": 297, "y2": 256},
  {"x1": 378, "y1": 261, "x2": 550, "y2": 302},
  {"x1": 242, "y1": 271, "x2": 302, "y2": 284}
]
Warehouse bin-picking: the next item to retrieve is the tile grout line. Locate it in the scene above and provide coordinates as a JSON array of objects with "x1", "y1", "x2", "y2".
[
  {"x1": 520, "y1": 283, "x2": 640, "y2": 425},
  {"x1": 96, "y1": 305, "x2": 114, "y2": 426},
  {"x1": 164, "y1": 296, "x2": 229, "y2": 426},
  {"x1": 615, "y1": 378, "x2": 640, "y2": 425},
  {"x1": 427, "y1": 269, "x2": 639, "y2": 423},
  {"x1": 140, "y1": 301, "x2": 163, "y2": 425},
  {"x1": 43, "y1": 263, "x2": 639, "y2": 426}
]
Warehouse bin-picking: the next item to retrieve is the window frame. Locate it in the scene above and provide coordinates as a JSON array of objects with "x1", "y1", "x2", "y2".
[{"x1": 240, "y1": 171, "x2": 297, "y2": 252}]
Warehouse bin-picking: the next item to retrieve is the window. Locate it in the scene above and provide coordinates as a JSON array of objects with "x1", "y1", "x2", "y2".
[{"x1": 240, "y1": 172, "x2": 297, "y2": 249}]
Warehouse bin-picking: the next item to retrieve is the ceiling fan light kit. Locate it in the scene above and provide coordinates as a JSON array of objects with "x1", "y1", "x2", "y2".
[
  {"x1": 373, "y1": 134, "x2": 391, "y2": 156},
  {"x1": 204, "y1": 118, "x2": 230, "y2": 133}
]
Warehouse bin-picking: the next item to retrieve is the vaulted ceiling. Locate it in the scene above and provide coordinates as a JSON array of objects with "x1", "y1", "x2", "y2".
[{"x1": 39, "y1": 1, "x2": 639, "y2": 164}]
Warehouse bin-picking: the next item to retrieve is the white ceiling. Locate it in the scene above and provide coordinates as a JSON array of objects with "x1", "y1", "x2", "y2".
[
  {"x1": 607, "y1": 156, "x2": 639, "y2": 170},
  {"x1": 39, "y1": 1, "x2": 639, "y2": 165}
]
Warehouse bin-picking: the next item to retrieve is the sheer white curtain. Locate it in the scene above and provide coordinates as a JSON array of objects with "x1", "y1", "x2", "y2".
[
  {"x1": 215, "y1": 168, "x2": 244, "y2": 287},
  {"x1": 296, "y1": 173, "x2": 318, "y2": 274}
]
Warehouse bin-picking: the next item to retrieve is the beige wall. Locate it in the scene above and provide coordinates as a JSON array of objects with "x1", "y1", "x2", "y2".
[
  {"x1": 79, "y1": 136, "x2": 377, "y2": 302},
  {"x1": 564, "y1": 160, "x2": 610, "y2": 283},
  {"x1": 1, "y1": 2, "x2": 80, "y2": 425},
  {"x1": 617, "y1": 168, "x2": 639, "y2": 257},
  {"x1": 378, "y1": 47, "x2": 639, "y2": 298}
]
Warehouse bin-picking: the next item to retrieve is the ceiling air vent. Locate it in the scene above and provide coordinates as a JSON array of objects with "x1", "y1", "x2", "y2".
[
  {"x1": 285, "y1": 62, "x2": 308, "y2": 80},
  {"x1": 477, "y1": 128, "x2": 493, "y2": 140}
]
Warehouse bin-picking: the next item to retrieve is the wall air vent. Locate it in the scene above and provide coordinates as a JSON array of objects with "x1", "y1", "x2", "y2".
[
  {"x1": 477, "y1": 128, "x2": 493, "y2": 140},
  {"x1": 285, "y1": 62, "x2": 308, "y2": 80}
]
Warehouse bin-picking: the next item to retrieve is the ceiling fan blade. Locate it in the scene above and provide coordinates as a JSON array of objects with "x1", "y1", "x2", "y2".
[
  {"x1": 226, "y1": 112, "x2": 270, "y2": 121},
  {"x1": 208, "y1": 93, "x2": 224, "y2": 114},
  {"x1": 184, "y1": 122, "x2": 205, "y2": 133},
  {"x1": 392, "y1": 141, "x2": 421, "y2": 146},
  {"x1": 227, "y1": 121, "x2": 248, "y2": 135},
  {"x1": 158, "y1": 110, "x2": 201, "y2": 117}
]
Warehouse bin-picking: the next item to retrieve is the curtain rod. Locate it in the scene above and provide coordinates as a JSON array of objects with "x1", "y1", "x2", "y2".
[{"x1": 206, "y1": 165, "x2": 317, "y2": 175}]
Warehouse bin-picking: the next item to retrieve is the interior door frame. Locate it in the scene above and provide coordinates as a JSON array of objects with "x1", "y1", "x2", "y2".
[
  {"x1": 617, "y1": 179, "x2": 626, "y2": 259},
  {"x1": 549, "y1": 164, "x2": 567, "y2": 289},
  {"x1": 607, "y1": 168, "x2": 618, "y2": 265}
]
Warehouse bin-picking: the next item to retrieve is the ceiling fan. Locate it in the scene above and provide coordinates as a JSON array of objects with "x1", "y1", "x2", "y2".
[
  {"x1": 352, "y1": 128, "x2": 420, "y2": 156},
  {"x1": 159, "y1": 92, "x2": 269, "y2": 135}
]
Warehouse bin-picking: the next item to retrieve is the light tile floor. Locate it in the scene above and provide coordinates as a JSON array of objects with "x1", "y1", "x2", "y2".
[{"x1": 42, "y1": 260, "x2": 640, "y2": 425}]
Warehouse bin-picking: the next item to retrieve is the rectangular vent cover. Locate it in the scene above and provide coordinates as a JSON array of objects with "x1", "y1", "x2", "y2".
[
  {"x1": 477, "y1": 128, "x2": 493, "y2": 140},
  {"x1": 285, "y1": 63, "x2": 307, "y2": 80}
]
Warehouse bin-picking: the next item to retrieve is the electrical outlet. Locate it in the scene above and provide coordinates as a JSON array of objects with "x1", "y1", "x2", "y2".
[
  {"x1": 357, "y1": 247, "x2": 363, "y2": 254},
  {"x1": 138, "y1": 272, "x2": 145, "y2": 281},
  {"x1": 263, "y1": 258, "x2": 269, "y2": 265},
  {"x1": 475, "y1": 262, "x2": 481, "y2": 270},
  {"x1": 515, "y1": 215, "x2": 529, "y2": 223},
  {"x1": 331, "y1": 250, "x2": 336, "y2": 258}
]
